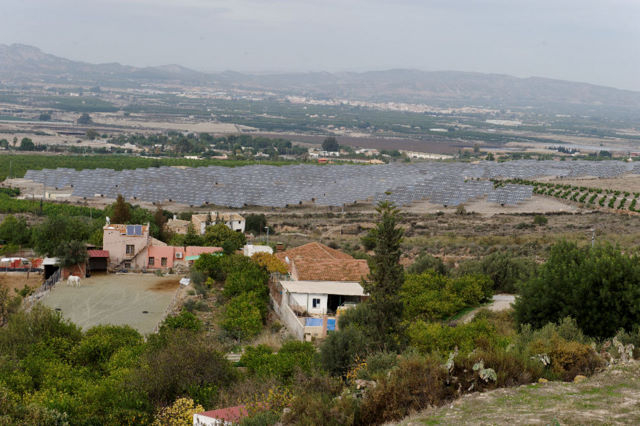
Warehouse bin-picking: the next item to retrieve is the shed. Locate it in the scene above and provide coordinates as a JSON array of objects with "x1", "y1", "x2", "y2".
[
  {"x1": 87, "y1": 250, "x2": 109, "y2": 273},
  {"x1": 42, "y1": 257, "x2": 60, "y2": 279}
]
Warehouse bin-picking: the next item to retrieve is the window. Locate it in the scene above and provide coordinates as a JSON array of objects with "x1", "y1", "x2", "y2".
[
  {"x1": 312, "y1": 298, "x2": 321, "y2": 308},
  {"x1": 161, "y1": 257, "x2": 167, "y2": 267},
  {"x1": 126, "y1": 244, "x2": 135, "y2": 255},
  {"x1": 148, "y1": 257, "x2": 155, "y2": 266}
]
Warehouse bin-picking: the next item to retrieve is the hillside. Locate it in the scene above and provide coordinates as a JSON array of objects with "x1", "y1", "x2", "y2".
[
  {"x1": 2, "y1": 44, "x2": 640, "y2": 111},
  {"x1": 399, "y1": 362, "x2": 640, "y2": 425}
]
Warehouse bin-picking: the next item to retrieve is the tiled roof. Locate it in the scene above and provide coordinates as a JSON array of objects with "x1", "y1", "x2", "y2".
[
  {"x1": 276, "y1": 242, "x2": 370, "y2": 281},
  {"x1": 87, "y1": 250, "x2": 109, "y2": 258},
  {"x1": 197, "y1": 405, "x2": 248, "y2": 423}
]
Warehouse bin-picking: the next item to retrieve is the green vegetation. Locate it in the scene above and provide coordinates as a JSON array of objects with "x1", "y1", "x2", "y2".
[
  {"x1": 0, "y1": 154, "x2": 300, "y2": 181},
  {"x1": 515, "y1": 241, "x2": 640, "y2": 338}
]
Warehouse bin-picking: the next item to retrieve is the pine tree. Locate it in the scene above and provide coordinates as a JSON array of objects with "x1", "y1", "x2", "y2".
[
  {"x1": 112, "y1": 194, "x2": 131, "y2": 224},
  {"x1": 362, "y1": 200, "x2": 405, "y2": 349}
]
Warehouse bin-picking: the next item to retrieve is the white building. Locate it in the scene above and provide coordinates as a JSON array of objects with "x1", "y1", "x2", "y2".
[{"x1": 243, "y1": 244, "x2": 273, "y2": 257}]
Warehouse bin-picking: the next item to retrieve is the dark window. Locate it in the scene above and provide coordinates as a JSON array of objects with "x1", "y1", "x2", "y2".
[
  {"x1": 312, "y1": 298, "x2": 321, "y2": 308},
  {"x1": 161, "y1": 257, "x2": 167, "y2": 267},
  {"x1": 126, "y1": 244, "x2": 135, "y2": 255},
  {"x1": 148, "y1": 257, "x2": 155, "y2": 266}
]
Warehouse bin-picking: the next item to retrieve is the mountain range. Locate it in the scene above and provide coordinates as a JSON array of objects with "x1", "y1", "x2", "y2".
[{"x1": 2, "y1": 43, "x2": 640, "y2": 111}]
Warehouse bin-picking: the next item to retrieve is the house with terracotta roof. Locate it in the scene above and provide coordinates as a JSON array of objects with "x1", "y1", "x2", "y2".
[{"x1": 272, "y1": 242, "x2": 369, "y2": 341}]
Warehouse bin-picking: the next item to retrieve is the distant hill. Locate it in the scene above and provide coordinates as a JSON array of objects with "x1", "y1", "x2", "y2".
[{"x1": 2, "y1": 43, "x2": 640, "y2": 111}]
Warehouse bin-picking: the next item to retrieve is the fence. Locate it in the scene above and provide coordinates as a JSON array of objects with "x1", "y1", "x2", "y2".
[{"x1": 24, "y1": 268, "x2": 61, "y2": 310}]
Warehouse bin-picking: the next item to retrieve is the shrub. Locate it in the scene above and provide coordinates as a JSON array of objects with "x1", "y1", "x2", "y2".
[
  {"x1": 153, "y1": 397, "x2": 204, "y2": 426},
  {"x1": 240, "y1": 341, "x2": 318, "y2": 383},
  {"x1": 401, "y1": 272, "x2": 491, "y2": 322},
  {"x1": 72, "y1": 325, "x2": 143, "y2": 369},
  {"x1": 456, "y1": 251, "x2": 537, "y2": 293},
  {"x1": 137, "y1": 330, "x2": 236, "y2": 406},
  {"x1": 222, "y1": 293, "x2": 264, "y2": 340},
  {"x1": 160, "y1": 310, "x2": 202, "y2": 332},
  {"x1": 407, "y1": 253, "x2": 448, "y2": 275},
  {"x1": 407, "y1": 318, "x2": 499, "y2": 355},
  {"x1": 358, "y1": 354, "x2": 452, "y2": 424},
  {"x1": 515, "y1": 241, "x2": 640, "y2": 338},
  {"x1": 320, "y1": 326, "x2": 371, "y2": 376},
  {"x1": 532, "y1": 215, "x2": 548, "y2": 226},
  {"x1": 251, "y1": 252, "x2": 288, "y2": 274}
]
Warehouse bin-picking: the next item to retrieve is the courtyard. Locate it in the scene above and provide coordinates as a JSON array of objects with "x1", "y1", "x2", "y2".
[{"x1": 42, "y1": 273, "x2": 181, "y2": 334}]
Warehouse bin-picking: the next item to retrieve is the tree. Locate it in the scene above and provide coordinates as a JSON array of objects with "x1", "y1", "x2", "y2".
[
  {"x1": 77, "y1": 113, "x2": 93, "y2": 125},
  {"x1": 38, "y1": 112, "x2": 51, "y2": 121},
  {"x1": 514, "y1": 241, "x2": 640, "y2": 338},
  {"x1": 56, "y1": 240, "x2": 88, "y2": 268},
  {"x1": 203, "y1": 223, "x2": 246, "y2": 251},
  {"x1": 31, "y1": 216, "x2": 90, "y2": 256},
  {"x1": 245, "y1": 213, "x2": 268, "y2": 235},
  {"x1": 18, "y1": 138, "x2": 35, "y2": 151},
  {"x1": 361, "y1": 201, "x2": 405, "y2": 349},
  {"x1": 86, "y1": 129, "x2": 99, "y2": 140},
  {"x1": 153, "y1": 397, "x2": 204, "y2": 426},
  {"x1": 322, "y1": 137, "x2": 340, "y2": 152},
  {"x1": 0, "y1": 215, "x2": 31, "y2": 246},
  {"x1": 183, "y1": 223, "x2": 203, "y2": 246},
  {"x1": 111, "y1": 194, "x2": 131, "y2": 224},
  {"x1": 222, "y1": 293, "x2": 264, "y2": 340}
]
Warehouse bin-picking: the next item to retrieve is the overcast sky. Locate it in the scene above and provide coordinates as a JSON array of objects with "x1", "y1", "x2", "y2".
[{"x1": 2, "y1": 0, "x2": 639, "y2": 90}]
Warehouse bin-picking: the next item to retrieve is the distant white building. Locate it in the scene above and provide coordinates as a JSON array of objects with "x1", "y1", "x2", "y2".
[{"x1": 243, "y1": 244, "x2": 273, "y2": 257}]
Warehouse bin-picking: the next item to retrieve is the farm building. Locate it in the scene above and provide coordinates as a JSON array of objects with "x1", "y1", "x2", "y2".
[
  {"x1": 102, "y1": 222, "x2": 222, "y2": 271},
  {"x1": 167, "y1": 212, "x2": 246, "y2": 236}
]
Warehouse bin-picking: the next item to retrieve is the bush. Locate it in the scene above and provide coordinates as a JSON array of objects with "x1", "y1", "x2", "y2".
[
  {"x1": 407, "y1": 318, "x2": 500, "y2": 355},
  {"x1": 400, "y1": 272, "x2": 491, "y2": 322},
  {"x1": 532, "y1": 215, "x2": 548, "y2": 226},
  {"x1": 72, "y1": 325, "x2": 143, "y2": 369},
  {"x1": 407, "y1": 253, "x2": 448, "y2": 275},
  {"x1": 358, "y1": 354, "x2": 452, "y2": 424},
  {"x1": 160, "y1": 310, "x2": 202, "y2": 332},
  {"x1": 222, "y1": 293, "x2": 264, "y2": 340},
  {"x1": 138, "y1": 330, "x2": 236, "y2": 406},
  {"x1": 240, "y1": 341, "x2": 318, "y2": 383},
  {"x1": 320, "y1": 326, "x2": 371, "y2": 376},
  {"x1": 456, "y1": 251, "x2": 537, "y2": 293},
  {"x1": 515, "y1": 241, "x2": 640, "y2": 338},
  {"x1": 223, "y1": 266, "x2": 269, "y2": 300}
]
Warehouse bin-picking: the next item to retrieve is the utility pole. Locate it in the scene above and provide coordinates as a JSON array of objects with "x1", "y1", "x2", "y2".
[
  {"x1": 265, "y1": 226, "x2": 270, "y2": 245},
  {"x1": 591, "y1": 228, "x2": 596, "y2": 248}
]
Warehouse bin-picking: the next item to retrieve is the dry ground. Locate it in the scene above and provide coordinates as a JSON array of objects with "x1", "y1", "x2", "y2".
[
  {"x1": 398, "y1": 362, "x2": 640, "y2": 425},
  {"x1": 0, "y1": 271, "x2": 43, "y2": 293},
  {"x1": 41, "y1": 273, "x2": 181, "y2": 334},
  {"x1": 544, "y1": 174, "x2": 640, "y2": 194}
]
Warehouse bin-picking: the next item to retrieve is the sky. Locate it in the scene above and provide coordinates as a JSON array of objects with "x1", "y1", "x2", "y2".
[{"x1": 2, "y1": 0, "x2": 640, "y2": 91}]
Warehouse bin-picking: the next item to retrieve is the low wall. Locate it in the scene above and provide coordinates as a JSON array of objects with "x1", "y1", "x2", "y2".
[{"x1": 270, "y1": 294, "x2": 304, "y2": 340}]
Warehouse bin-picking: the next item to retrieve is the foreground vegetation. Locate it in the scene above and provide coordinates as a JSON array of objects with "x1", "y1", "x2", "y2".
[{"x1": 2, "y1": 201, "x2": 640, "y2": 424}]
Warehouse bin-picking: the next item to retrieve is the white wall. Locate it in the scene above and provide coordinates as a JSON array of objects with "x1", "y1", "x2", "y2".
[{"x1": 289, "y1": 292, "x2": 328, "y2": 314}]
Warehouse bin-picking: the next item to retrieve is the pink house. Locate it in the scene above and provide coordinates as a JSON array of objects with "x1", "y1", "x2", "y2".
[{"x1": 103, "y1": 223, "x2": 222, "y2": 271}]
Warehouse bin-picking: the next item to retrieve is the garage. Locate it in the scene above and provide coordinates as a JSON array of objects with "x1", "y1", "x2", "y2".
[{"x1": 87, "y1": 250, "x2": 109, "y2": 274}]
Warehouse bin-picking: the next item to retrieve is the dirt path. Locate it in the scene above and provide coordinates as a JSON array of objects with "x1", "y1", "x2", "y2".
[
  {"x1": 460, "y1": 294, "x2": 515, "y2": 323},
  {"x1": 399, "y1": 361, "x2": 640, "y2": 425}
]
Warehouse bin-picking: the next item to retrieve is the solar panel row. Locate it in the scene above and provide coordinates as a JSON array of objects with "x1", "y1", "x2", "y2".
[{"x1": 23, "y1": 160, "x2": 632, "y2": 208}]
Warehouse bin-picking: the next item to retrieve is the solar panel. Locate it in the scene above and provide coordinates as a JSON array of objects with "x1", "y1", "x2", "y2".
[{"x1": 24, "y1": 159, "x2": 632, "y2": 209}]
